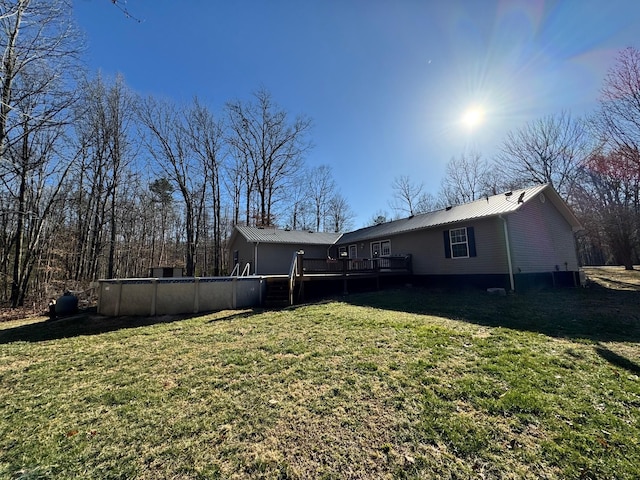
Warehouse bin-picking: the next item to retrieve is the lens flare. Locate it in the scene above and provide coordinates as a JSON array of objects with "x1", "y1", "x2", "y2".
[{"x1": 461, "y1": 106, "x2": 485, "y2": 128}]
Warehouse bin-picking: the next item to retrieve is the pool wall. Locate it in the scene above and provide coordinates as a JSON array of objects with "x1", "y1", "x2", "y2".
[{"x1": 97, "y1": 276, "x2": 265, "y2": 316}]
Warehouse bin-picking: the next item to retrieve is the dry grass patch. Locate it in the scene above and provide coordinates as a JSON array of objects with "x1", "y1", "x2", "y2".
[{"x1": 583, "y1": 265, "x2": 640, "y2": 291}]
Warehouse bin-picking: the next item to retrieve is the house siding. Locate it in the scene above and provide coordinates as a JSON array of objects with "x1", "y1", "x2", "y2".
[
  {"x1": 507, "y1": 193, "x2": 579, "y2": 274},
  {"x1": 334, "y1": 217, "x2": 510, "y2": 276},
  {"x1": 424, "y1": 218, "x2": 509, "y2": 275},
  {"x1": 229, "y1": 236, "x2": 255, "y2": 274},
  {"x1": 229, "y1": 240, "x2": 331, "y2": 275},
  {"x1": 228, "y1": 185, "x2": 582, "y2": 291},
  {"x1": 255, "y1": 243, "x2": 329, "y2": 275}
]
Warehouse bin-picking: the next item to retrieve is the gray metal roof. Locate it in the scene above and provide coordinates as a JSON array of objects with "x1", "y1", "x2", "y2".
[
  {"x1": 233, "y1": 225, "x2": 343, "y2": 245},
  {"x1": 338, "y1": 184, "x2": 582, "y2": 244},
  {"x1": 230, "y1": 185, "x2": 581, "y2": 248}
]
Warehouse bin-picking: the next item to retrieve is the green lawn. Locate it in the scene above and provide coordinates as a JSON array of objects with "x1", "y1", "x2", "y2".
[{"x1": 1, "y1": 277, "x2": 639, "y2": 479}]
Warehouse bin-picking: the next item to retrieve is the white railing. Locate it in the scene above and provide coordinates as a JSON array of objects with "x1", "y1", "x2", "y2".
[
  {"x1": 288, "y1": 251, "x2": 300, "y2": 306},
  {"x1": 230, "y1": 263, "x2": 240, "y2": 276},
  {"x1": 241, "y1": 263, "x2": 250, "y2": 276},
  {"x1": 230, "y1": 262, "x2": 251, "y2": 277}
]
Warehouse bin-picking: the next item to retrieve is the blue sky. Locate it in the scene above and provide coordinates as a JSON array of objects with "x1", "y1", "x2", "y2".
[{"x1": 73, "y1": 0, "x2": 640, "y2": 228}]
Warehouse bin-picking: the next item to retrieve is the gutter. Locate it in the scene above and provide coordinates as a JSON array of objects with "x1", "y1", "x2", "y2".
[{"x1": 499, "y1": 215, "x2": 515, "y2": 292}]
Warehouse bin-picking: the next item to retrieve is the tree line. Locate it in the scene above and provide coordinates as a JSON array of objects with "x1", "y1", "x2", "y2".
[
  {"x1": 1, "y1": 1, "x2": 638, "y2": 309},
  {"x1": 386, "y1": 48, "x2": 640, "y2": 272},
  {"x1": 0, "y1": 0, "x2": 354, "y2": 307}
]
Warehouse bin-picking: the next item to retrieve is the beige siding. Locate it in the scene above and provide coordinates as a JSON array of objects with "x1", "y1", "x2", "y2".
[
  {"x1": 335, "y1": 217, "x2": 510, "y2": 275},
  {"x1": 507, "y1": 193, "x2": 579, "y2": 273},
  {"x1": 256, "y1": 243, "x2": 330, "y2": 275},
  {"x1": 229, "y1": 236, "x2": 255, "y2": 273},
  {"x1": 229, "y1": 232, "x2": 332, "y2": 275}
]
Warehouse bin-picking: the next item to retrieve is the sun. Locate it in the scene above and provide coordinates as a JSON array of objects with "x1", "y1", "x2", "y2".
[{"x1": 461, "y1": 106, "x2": 485, "y2": 129}]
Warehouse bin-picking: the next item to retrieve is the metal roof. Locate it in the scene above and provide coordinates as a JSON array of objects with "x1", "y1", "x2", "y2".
[
  {"x1": 230, "y1": 185, "x2": 582, "y2": 248},
  {"x1": 233, "y1": 225, "x2": 343, "y2": 245},
  {"x1": 338, "y1": 184, "x2": 582, "y2": 244}
]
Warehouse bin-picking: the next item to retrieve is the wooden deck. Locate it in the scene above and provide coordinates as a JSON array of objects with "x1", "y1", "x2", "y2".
[
  {"x1": 260, "y1": 254, "x2": 413, "y2": 306},
  {"x1": 298, "y1": 255, "x2": 412, "y2": 280}
]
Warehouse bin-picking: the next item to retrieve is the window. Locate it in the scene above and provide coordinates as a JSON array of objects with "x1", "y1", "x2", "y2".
[
  {"x1": 338, "y1": 246, "x2": 347, "y2": 258},
  {"x1": 348, "y1": 244, "x2": 357, "y2": 258},
  {"x1": 381, "y1": 240, "x2": 391, "y2": 256},
  {"x1": 371, "y1": 240, "x2": 390, "y2": 257},
  {"x1": 450, "y1": 228, "x2": 469, "y2": 258},
  {"x1": 444, "y1": 227, "x2": 477, "y2": 259}
]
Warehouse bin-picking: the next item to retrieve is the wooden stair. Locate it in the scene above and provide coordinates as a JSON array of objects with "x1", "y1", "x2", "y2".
[{"x1": 264, "y1": 277, "x2": 291, "y2": 308}]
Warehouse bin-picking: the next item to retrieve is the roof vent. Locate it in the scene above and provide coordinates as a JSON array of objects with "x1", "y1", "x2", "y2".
[
  {"x1": 505, "y1": 191, "x2": 513, "y2": 197},
  {"x1": 445, "y1": 206, "x2": 452, "y2": 211}
]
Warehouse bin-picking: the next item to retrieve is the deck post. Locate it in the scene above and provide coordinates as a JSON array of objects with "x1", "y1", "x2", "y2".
[
  {"x1": 342, "y1": 255, "x2": 349, "y2": 295},
  {"x1": 297, "y1": 250, "x2": 305, "y2": 302}
]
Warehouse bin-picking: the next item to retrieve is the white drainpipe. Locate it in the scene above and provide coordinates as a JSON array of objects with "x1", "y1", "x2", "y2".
[
  {"x1": 254, "y1": 242, "x2": 259, "y2": 275},
  {"x1": 500, "y1": 215, "x2": 515, "y2": 292}
]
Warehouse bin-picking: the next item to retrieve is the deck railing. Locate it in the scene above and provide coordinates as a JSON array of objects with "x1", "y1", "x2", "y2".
[
  {"x1": 288, "y1": 251, "x2": 300, "y2": 305},
  {"x1": 301, "y1": 254, "x2": 412, "y2": 275},
  {"x1": 229, "y1": 262, "x2": 251, "y2": 277}
]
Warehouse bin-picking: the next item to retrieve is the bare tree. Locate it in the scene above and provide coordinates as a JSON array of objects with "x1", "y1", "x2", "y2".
[
  {"x1": 284, "y1": 171, "x2": 312, "y2": 230},
  {"x1": 496, "y1": 111, "x2": 591, "y2": 199},
  {"x1": 186, "y1": 98, "x2": 226, "y2": 275},
  {"x1": 69, "y1": 73, "x2": 135, "y2": 281},
  {"x1": 0, "y1": 0, "x2": 82, "y2": 161},
  {"x1": 103, "y1": 75, "x2": 136, "y2": 279},
  {"x1": 223, "y1": 150, "x2": 247, "y2": 227},
  {"x1": 576, "y1": 47, "x2": 640, "y2": 269},
  {"x1": 575, "y1": 149, "x2": 639, "y2": 270},
  {"x1": 308, "y1": 165, "x2": 336, "y2": 231},
  {"x1": 226, "y1": 88, "x2": 312, "y2": 226},
  {"x1": 0, "y1": 0, "x2": 82, "y2": 305},
  {"x1": 440, "y1": 152, "x2": 492, "y2": 205},
  {"x1": 2, "y1": 113, "x2": 75, "y2": 306},
  {"x1": 594, "y1": 47, "x2": 640, "y2": 160},
  {"x1": 107, "y1": 0, "x2": 142, "y2": 22},
  {"x1": 390, "y1": 175, "x2": 424, "y2": 216},
  {"x1": 326, "y1": 193, "x2": 355, "y2": 233},
  {"x1": 137, "y1": 96, "x2": 207, "y2": 276},
  {"x1": 416, "y1": 191, "x2": 440, "y2": 213}
]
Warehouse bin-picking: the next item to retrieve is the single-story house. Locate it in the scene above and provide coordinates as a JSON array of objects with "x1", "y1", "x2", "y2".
[
  {"x1": 228, "y1": 184, "x2": 583, "y2": 291},
  {"x1": 228, "y1": 226, "x2": 342, "y2": 275},
  {"x1": 332, "y1": 184, "x2": 582, "y2": 290}
]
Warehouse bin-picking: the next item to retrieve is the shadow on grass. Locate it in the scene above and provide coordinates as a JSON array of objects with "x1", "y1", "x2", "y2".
[
  {"x1": 344, "y1": 283, "x2": 640, "y2": 344},
  {"x1": 0, "y1": 309, "x2": 262, "y2": 344},
  {"x1": 595, "y1": 344, "x2": 640, "y2": 374}
]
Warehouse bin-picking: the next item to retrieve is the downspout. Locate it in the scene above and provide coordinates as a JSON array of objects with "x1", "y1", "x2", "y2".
[
  {"x1": 254, "y1": 242, "x2": 259, "y2": 275},
  {"x1": 499, "y1": 215, "x2": 515, "y2": 292}
]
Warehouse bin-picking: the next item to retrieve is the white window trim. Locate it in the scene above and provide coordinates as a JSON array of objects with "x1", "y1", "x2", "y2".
[
  {"x1": 381, "y1": 240, "x2": 391, "y2": 256},
  {"x1": 450, "y1": 227, "x2": 469, "y2": 259},
  {"x1": 348, "y1": 244, "x2": 358, "y2": 258},
  {"x1": 371, "y1": 242, "x2": 380, "y2": 258},
  {"x1": 371, "y1": 239, "x2": 391, "y2": 258}
]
